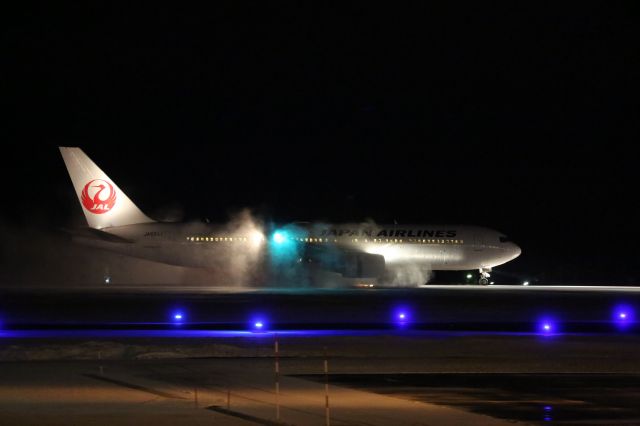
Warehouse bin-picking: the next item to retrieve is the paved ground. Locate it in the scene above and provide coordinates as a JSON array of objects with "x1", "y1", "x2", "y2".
[
  {"x1": 2, "y1": 331, "x2": 640, "y2": 424},
  {"x1": 302, "y1": 373, "x2": 640, "y2": 425},
  {"x1": 0, "y1": 359, "x2": 515, "y2": 426}
]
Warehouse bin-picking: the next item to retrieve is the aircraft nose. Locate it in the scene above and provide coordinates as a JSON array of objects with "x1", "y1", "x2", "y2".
[{"x1": 511, "y1": 243, "x2": 522, "y2": 259}]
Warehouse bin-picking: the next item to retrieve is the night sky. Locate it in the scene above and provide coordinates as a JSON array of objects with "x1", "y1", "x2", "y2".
[{"x1": 3, "y1": 3, "x2": 639, "y2": 284}]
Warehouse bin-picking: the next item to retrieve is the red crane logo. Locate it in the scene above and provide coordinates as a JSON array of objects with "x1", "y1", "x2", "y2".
[{"x1": 81, "y1": 179, "x2": 116, "y2": 214}]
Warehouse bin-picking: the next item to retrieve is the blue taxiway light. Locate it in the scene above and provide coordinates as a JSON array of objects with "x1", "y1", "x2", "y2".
[
  {"x1": 613, "y1": 305, "x2": 634, "y2": 328},
  {"x1": 543, "y1": 405, "x2": 553, "y2": 421},
  {"x1": 393, "y1": 307, "x2": 411, "y2": 326},
  {"x1": 613, "y1": 306, "x2": 633, "y2": 321},
  {"x1": 396, "y1": 311, "x2": 409, "y2": 323},
  {"x1": 251, "y1": 321, "x2": 266, "y2": 332},
  {"x1": 537, "y1": 317, "x2": 558, "y2": 335},
  {"x1": 250, "y1": 315, "x2": 268, "y2": 332}
]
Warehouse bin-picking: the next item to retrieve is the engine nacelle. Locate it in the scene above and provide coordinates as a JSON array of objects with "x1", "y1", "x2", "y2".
[
  {"x1": 305, "y1": 246, "x2": 386, "y2": 278},
  {"x1": 340, "y1": 252, "x2": 386, "y2": 278}
]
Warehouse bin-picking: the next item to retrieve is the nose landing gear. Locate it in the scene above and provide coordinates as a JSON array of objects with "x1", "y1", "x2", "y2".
[{"x1": 478, "y1": 268, "x2": 491, "y2": 285}]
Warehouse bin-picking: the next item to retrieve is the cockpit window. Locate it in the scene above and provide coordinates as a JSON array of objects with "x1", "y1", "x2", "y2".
[{"x1": 499, "y1": 236, "x2": 511, "y2": 243}]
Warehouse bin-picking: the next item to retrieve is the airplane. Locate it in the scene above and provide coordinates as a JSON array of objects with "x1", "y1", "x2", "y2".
[{"x1": 59, "y1": 147, "x2": 521, "y2": 285}]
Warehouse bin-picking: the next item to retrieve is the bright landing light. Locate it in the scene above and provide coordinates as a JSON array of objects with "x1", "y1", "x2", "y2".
[
  {"x1": 272, "y1": 231, "x2": 286, "y2": 244},
  {"x1": 249, "y1": 229, "x2": 265, "y2": 245}
]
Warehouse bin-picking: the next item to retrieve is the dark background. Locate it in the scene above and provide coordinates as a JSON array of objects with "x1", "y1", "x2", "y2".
[{"x1": 2, "y1": 3, "x2": 638, "y2": 284}]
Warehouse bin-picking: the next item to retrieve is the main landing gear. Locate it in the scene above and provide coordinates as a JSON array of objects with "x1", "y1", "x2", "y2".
[{"x1": 478, "y1": 268, "x2": 491, "y2": 285}]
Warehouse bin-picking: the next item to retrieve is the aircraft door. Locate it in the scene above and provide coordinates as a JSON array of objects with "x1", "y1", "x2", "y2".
[{"x1": 440, "y1": 246, "x2": 447, "y2": 265}]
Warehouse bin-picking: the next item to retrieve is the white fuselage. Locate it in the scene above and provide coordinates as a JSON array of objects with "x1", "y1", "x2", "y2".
[
  {"x1": 75, "y1": 222, "x2": 521, "y2": 272},
  {"x1": 286, "y1": 223, "x2": 520, "y2": 271}
]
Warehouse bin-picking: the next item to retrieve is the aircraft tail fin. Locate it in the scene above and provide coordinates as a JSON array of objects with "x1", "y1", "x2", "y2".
[{"x1": 59, "y1": 147, "x2": 155, "y2": 229}]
